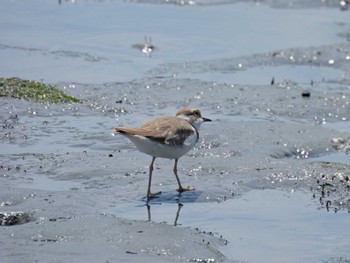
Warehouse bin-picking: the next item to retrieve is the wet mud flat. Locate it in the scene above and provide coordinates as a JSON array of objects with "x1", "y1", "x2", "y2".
[
  {"x1": 1, "y1": 78, "x2": 350, "y2": 262},
  {"x1": 1, "y1": 0, "x2": 350, "y2": 262}
]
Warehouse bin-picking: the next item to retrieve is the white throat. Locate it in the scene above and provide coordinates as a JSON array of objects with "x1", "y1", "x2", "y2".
[{"x1": 178, "y1": 115, "x2": 203, "y2": 131}]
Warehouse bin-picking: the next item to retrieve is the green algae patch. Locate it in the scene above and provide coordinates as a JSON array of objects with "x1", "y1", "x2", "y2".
[{"x1": 0, "y1": 77, "x2": 80, "y2": 103}]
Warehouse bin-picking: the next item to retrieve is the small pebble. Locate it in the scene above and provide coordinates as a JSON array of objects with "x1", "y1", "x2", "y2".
[{"x1": 301, "y1": 91, "x2": 311, "y2": 98}]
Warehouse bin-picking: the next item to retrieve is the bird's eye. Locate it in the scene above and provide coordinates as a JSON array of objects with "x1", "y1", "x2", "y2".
[{"x1": 192, "y1": 110, "x2": 200, "y2": 117}]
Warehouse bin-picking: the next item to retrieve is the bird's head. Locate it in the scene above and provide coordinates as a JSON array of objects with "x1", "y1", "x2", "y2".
[{"x1": 176, "y1": 108, "x2": 211, "y2": 130}]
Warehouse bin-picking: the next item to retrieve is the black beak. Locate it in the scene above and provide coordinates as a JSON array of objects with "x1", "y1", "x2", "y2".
[{"x1": 203, "y1": 117, "x2": 212, "y2": 122}]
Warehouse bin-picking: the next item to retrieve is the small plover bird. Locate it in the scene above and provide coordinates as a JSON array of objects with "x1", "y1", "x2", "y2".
[{"x1": 115, "y1": 108, "x2": 211, "y2": 199}]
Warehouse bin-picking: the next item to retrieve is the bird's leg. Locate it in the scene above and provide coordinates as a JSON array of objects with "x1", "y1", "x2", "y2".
[
  {"x1": 173, "y1": 203, "x2": 183, "y2": 226},
  {"x1": 146, "y1": 204, "x2": 151, "y2": 221},
  {"x1": 147, "y1": 157, "x2": 161, "y2": 200},
  {"x1": 173, "y1": 159, "x2": 194, "y2": 192}
]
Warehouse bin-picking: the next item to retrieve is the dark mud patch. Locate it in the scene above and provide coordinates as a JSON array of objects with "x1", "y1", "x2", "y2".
[
  {"x1": 264, "y1": 161, "x2": 350, "y2": 213},
  {"x1": 0, "y1": 211, "x2": 33, "y2": 226}
]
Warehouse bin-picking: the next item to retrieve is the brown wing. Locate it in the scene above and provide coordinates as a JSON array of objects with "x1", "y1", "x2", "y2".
[
  {"x1": 115, "y1": 117, "x2": 196, "y2": 146},
  {"x1": 142, "y1": 117, "x2": 196, "y2": 146},
  {"x1": 115, "y1": 127, "x2": 155, "y2": 137}
]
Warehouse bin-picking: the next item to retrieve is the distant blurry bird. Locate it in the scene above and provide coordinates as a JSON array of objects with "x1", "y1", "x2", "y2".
[
  {"x1": 339, "y1": 0, "x2": 349, "y2": 10},
  {"x1": 132, "y1": 36, "x2": 157, "y2": 57}
]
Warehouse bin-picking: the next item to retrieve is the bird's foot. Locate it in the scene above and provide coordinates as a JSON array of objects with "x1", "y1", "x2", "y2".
[
  {"x1": 147, "y1": 191, "x2": 162, "y2": 200},
  {"x1": 176, "y1": 187, "x2": 195, "y2": 192}
]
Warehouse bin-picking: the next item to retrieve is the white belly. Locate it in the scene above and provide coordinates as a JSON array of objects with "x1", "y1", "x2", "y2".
[{"x1": 125, "y1": 134, "x2": 197, "y2": 159}]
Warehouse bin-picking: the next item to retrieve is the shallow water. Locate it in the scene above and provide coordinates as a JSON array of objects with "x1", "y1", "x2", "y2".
[
  {"x1": 181, "y1": 65, "x2": 345, "y2": 86},
  {"x1": 314, "y1": 152, "x2": 350, "y2": 166},
  {"x1": 113, "y1": 189, "x2": 350, "y2": 263},
  {"x1": 1, "y1": 1, "x2": 350, "y2": 262},
  {"x1": 1, "y1": 1, "x2": 349, "y2": 83},
  {"x1": 17, "y1": 173, "x2": 82, "y2": 191}
]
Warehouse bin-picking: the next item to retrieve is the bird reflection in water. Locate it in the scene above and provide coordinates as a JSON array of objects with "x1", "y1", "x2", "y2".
[
  {"x1": 146, "y1": 203, "x2": 184, "y2": 226},
  {"x1": 142, "y1": 190, "x2": 201, "y2": 225}
]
